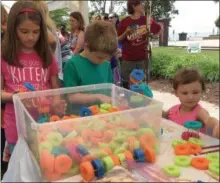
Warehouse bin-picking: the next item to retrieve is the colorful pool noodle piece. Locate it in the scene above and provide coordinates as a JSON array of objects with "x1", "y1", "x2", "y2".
[
  {"x1": 80, "y1": 107, "x2": 92, "y2": 117},
  {"x1": 130, "y1": 69, "x2": 145, "y2": 84},
  {"x1": 24, "y1": 81, "x2": 36, "y2": 91}
]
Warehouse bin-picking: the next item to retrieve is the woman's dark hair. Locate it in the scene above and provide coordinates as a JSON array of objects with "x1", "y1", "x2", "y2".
[
  {"x1": 127, "y1": 0, "x2": 142, "y2": 15},
  {"x1": 70, "y1": 11, "x2": 85, "y2": 31},
  {"x1": 103, "y1": 13, "x2": 109, "y2": 20}
]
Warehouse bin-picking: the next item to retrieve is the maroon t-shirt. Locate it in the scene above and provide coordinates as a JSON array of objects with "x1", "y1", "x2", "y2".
[{"x1": 117, "y1": 16, "x2": 161, "y2": 61}]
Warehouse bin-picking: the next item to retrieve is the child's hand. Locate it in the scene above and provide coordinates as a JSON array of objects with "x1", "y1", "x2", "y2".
[
  {"x1": 52, "y1": 97, "x2": 67, "y2": 115},
  {"x1": 114, "y1": 48, "x2": 122, "y2": 60},
  {"x1": 95, "y1": 94, "x2": 111, "y2": 103},
  {"x1": 213, "y1": 123, "x2": 219, "y2": 138}
]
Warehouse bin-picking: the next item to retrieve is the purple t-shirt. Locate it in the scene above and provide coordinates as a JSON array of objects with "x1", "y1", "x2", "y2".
[{"x1": 1, "y1": 51, "x2": 58, "y2": 143}]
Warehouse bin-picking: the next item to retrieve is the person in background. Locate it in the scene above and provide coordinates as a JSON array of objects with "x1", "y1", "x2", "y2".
[
  {"x1": 69, "y1": 12, "x2": 85, "y2": 55},
  {"x1": 103, "y1": 13, "x2": 109, "y2": 21},
  {"x1": 1, "y1": 3, "x2": 8, "y2": 177},
  {"x1": 64, "y1": 20, "x2": 117, "y2": 104},
  {"x1": 163, "y1": 68, "x2": 219, "y2": 138},
  {"x1": 109, "y1": 13, "x2": 120, "y2": 29},
  {"x1": 32, "y1": 1, "x2": 63, "y2": 85},
  {"x1": 117, "y1": 0, "x2": 161, "y2": 89}
]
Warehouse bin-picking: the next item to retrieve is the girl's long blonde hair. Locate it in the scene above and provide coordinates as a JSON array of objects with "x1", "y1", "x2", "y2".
[{"x1": 32, "y1": 1, "x2": 56, "y2": 34}]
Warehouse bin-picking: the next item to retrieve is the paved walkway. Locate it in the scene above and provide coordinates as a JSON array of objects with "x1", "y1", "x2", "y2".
[{"x1": 153, "y1": 90, "x2": 219, "y2": 120}]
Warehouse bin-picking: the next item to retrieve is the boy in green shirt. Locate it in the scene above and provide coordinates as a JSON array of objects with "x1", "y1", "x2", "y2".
[{"x1": 64, "y1": 20, "x2": 118, "y2": 105}]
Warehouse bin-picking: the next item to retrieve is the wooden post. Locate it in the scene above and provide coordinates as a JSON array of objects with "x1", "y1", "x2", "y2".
[{"x1": 145, "y1": 0, "x2": 152, "y2": 83}]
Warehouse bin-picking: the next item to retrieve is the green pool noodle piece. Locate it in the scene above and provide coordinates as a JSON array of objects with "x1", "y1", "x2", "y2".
[
  {"x1": 188, "y1": 137, "x2": 204, "y2": 147},
  {"x1": 154, "y1": 144, "x2": 159, "y2": 154},
  {"x1": 93, "y1": 151, "x2": 108, "y2": 158},
  {"x1": 134, "y1": 140, "x2": 140, "y2": 149},
  {"x1": 206, "y1": 153, "x2": 220, "y2": 163},
  {"x1": 47, "y1": 132, "x2": 63, "y2": 147},
  {"x1": 129, "y1": 95, "x2": 146, "y2": 107},
  {"x1": 163, "y1": 165, "x2": 181, "y2": 177},
  {"x1": 100, "y1": 103, "x2": 112, "y2": 110},
  {"x1": 109, "y1": 141, "x2": 119, "y2": 151},
  {"x1": 77, "y1": 125, "x2": 88, "y2": 131},
  {"x1": 122, "y1": 142, "x2": 129, "y2": 149},
  {"x1": 137, "y1": 128, "x2": 154, "y2": 137},
  {"x1": 39, "y1": 141, "x2": 53, "y2": 153},
  {"x1": 66, "y1": 166, "x2": 80, "y2": 176},
  {"x1": 64, "y1": 131, "x2": 77, "y2": 141},
  {"x1": 209, "y1": 162, "x2": 220, "y2": 176},
  {"x1": 113, "y1": 135, "x2": 126, "y2": 143},
  {"x1": 172, "y1": 139, "x2": 187, "y2": 147},
  {"x1": 99, "y1": 143, "x2": 109, "y2": 149},
  {"x1": 99, "y1": 108, "x2": 109, "y2": 113},
  {"x1": 174, "y1": 156, "x2": 191, "y2": 167},
  {"x1": 114, "y1": 147, "x2": 127, "y2": 154},
  {"x1": 117, "y1": 153, "x2": 126, "y2": 163}
]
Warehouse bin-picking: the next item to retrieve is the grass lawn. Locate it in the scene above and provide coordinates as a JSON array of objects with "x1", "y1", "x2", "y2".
[
  {"x1": 151, "y1": 47, "x2": 219, "y2": 82},
  {"x1": 152, "y1": 47, "x2": 219, "y2": 63}
]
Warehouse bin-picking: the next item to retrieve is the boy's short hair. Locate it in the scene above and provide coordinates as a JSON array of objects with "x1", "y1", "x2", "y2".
[
  {"x1": 173, "y1": 68, "x2": 205, "y2": 91},
  {"x1": 85, "y1": 20, "x2": 118, "y2": 56}
]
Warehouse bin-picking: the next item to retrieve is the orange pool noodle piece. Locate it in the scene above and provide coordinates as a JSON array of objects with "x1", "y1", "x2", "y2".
[
  {"x1": 139, "y1": 133, "x2": 155, "y2": 149},
  {"x1": 91, "y1": 130, "x2": 103, "y2": 138},
  {"x1": 191, "y1": 157, "x2": 209, "y2": 170},
  {"x1": 124, "y1": 150, "x2": 134, "y2": 160},
  {"x1": 40, "y1": 149, "x2": 55, "y2": 173},
  {"x1": 110, "y1": 155, "x2": 121, "y2": 166},
  {"x1": 108, "y1": 107, "x2": 120, "y2": 112},
  {"x1": 82, "y1": 129, "x2": 93, "y2": 141},
  {"x1": 144, "y1": 146, "x2": 156, "y2": 163},
  {"x1": 50, "y1": 115, "x2": 61, "y2": 122},
  {"x1": 124, "y1": 122, "x2": 139, "y2": 130},
  {"x1": 103, "y1": 131, "x2": 114, "y2": 142},
  {"x1": 54, "y1": 154, "x2": 72, "y2": 173},
  {"x1": 89, "y1": 105, "x2": 100, "y2": 115},
  {"x1": 91, "y1": 137, "x2": 102, "y2": 146},
  {"x1": 69, "y1": 114, "x2": 80, "y2": 119},
  {"x1": 81, "y1": 155, "x2": 97, "y2": 162},
  {"x1": 174, "y1": 144, "x2": 191, "y2": 155},
  {"x1": 80, "y1": 161, "x2": 95, "y2": 181},
  {"x1": 188, "y1": 143, "x2": 202, "y2": 154},
  {"x1": 105, "y1": 124, "x2": 116, "y2": 130},
  {"x1": 61, "y1": 116, "x2": 71, "y2": 120},
  {"x1": 103, "y1": 148, "x2": 113, "y2": 155},
  {"x1": 44, "y1": 171, "x2": 61, "y2": 181}
]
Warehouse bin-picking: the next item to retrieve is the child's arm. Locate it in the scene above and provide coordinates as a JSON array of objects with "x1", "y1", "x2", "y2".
[
  {"x1": 72, "y1": 31, "x2": 84, "y2": 55},
  {"x1": 1, "y1": 76, "x2": 14, "y2": 102},
  {"x1": 68, "y1": 93, "x2": 111, "y2": 104},
  {"x1": 197, "y1": 108, "x2": 219, "y2": 138}
]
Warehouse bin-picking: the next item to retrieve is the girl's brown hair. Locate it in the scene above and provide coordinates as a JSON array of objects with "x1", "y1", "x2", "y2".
[
  {"x1": 2, "y1": 1, "x2": 53, "y2": 68},
  {"x1": 1, "y1": 4, "x2": 8, "y2": 25},
  {"x1": 173, "y1": 68, "x2": 205, "y2": 91},
  {"x1": 127, "y1": 0, "x2": 142, "y2": 15},
  {"x1": 70, "y1": 11, "x2": 85, "y2": 31}
]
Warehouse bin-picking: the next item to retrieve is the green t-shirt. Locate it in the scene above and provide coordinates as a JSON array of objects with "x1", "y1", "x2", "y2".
[
  {"x1": 64, "y1": 54, "x2": 113, "y2": 87},
  {"x1": 63, "y1": 54, "x2": 113, "y2": 115}
]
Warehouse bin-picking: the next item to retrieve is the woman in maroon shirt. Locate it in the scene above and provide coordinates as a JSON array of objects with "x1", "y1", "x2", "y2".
[{"x1": 117, "y1": 0, "x2": 161, "y2": 89}]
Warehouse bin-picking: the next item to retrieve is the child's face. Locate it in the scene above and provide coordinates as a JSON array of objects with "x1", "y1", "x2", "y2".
[
  {"x1": 70, "y1": 17, "x2": 79, "y2": 30},
  {"x1": 175, "y1": 81, "x2": 202, "y2": 108},
  {"x1": 88, "y1": 51, "x2": 111, "y2": 64},
  {"x1": 16, "y1": 19, "x2": 40, "y2": 51}
]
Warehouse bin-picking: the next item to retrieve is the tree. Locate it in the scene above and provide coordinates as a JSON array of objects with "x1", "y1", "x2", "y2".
[
  {"x1": 89, "y1": 0, "x2": 126, "y2": 15},
  {"x1": 49, "y1": 8, "x2": 70, "y2": 28},
  {"x1": 147, "y1": 0, "x2": 179, "y2": 21}
]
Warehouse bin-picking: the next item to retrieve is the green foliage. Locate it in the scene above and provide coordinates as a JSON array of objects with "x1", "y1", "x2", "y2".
[
  {"x1": 49, "y1": 8, "x2": 70, "y2": 28},
  {"x1": 145, "y1": 0, "x2": 179, "y2": 21},
  {"x1": 151, "y1": 47, "x2": 219, "y2": 82}
]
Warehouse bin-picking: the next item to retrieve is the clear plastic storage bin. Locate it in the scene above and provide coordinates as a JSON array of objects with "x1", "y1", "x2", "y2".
[{"x1": 13, "y1": 84, "x2": 163, "y2": 181}]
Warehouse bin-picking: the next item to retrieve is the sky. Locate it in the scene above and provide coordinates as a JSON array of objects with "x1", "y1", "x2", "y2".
[{"x1": 2, "y1": 0, "x2": 219, "y2": 37}]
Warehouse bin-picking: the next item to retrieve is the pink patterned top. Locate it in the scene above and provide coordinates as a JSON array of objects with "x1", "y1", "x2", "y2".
[{"x1": 168, "y1": 104, "x2": 206, "y2": 133}]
